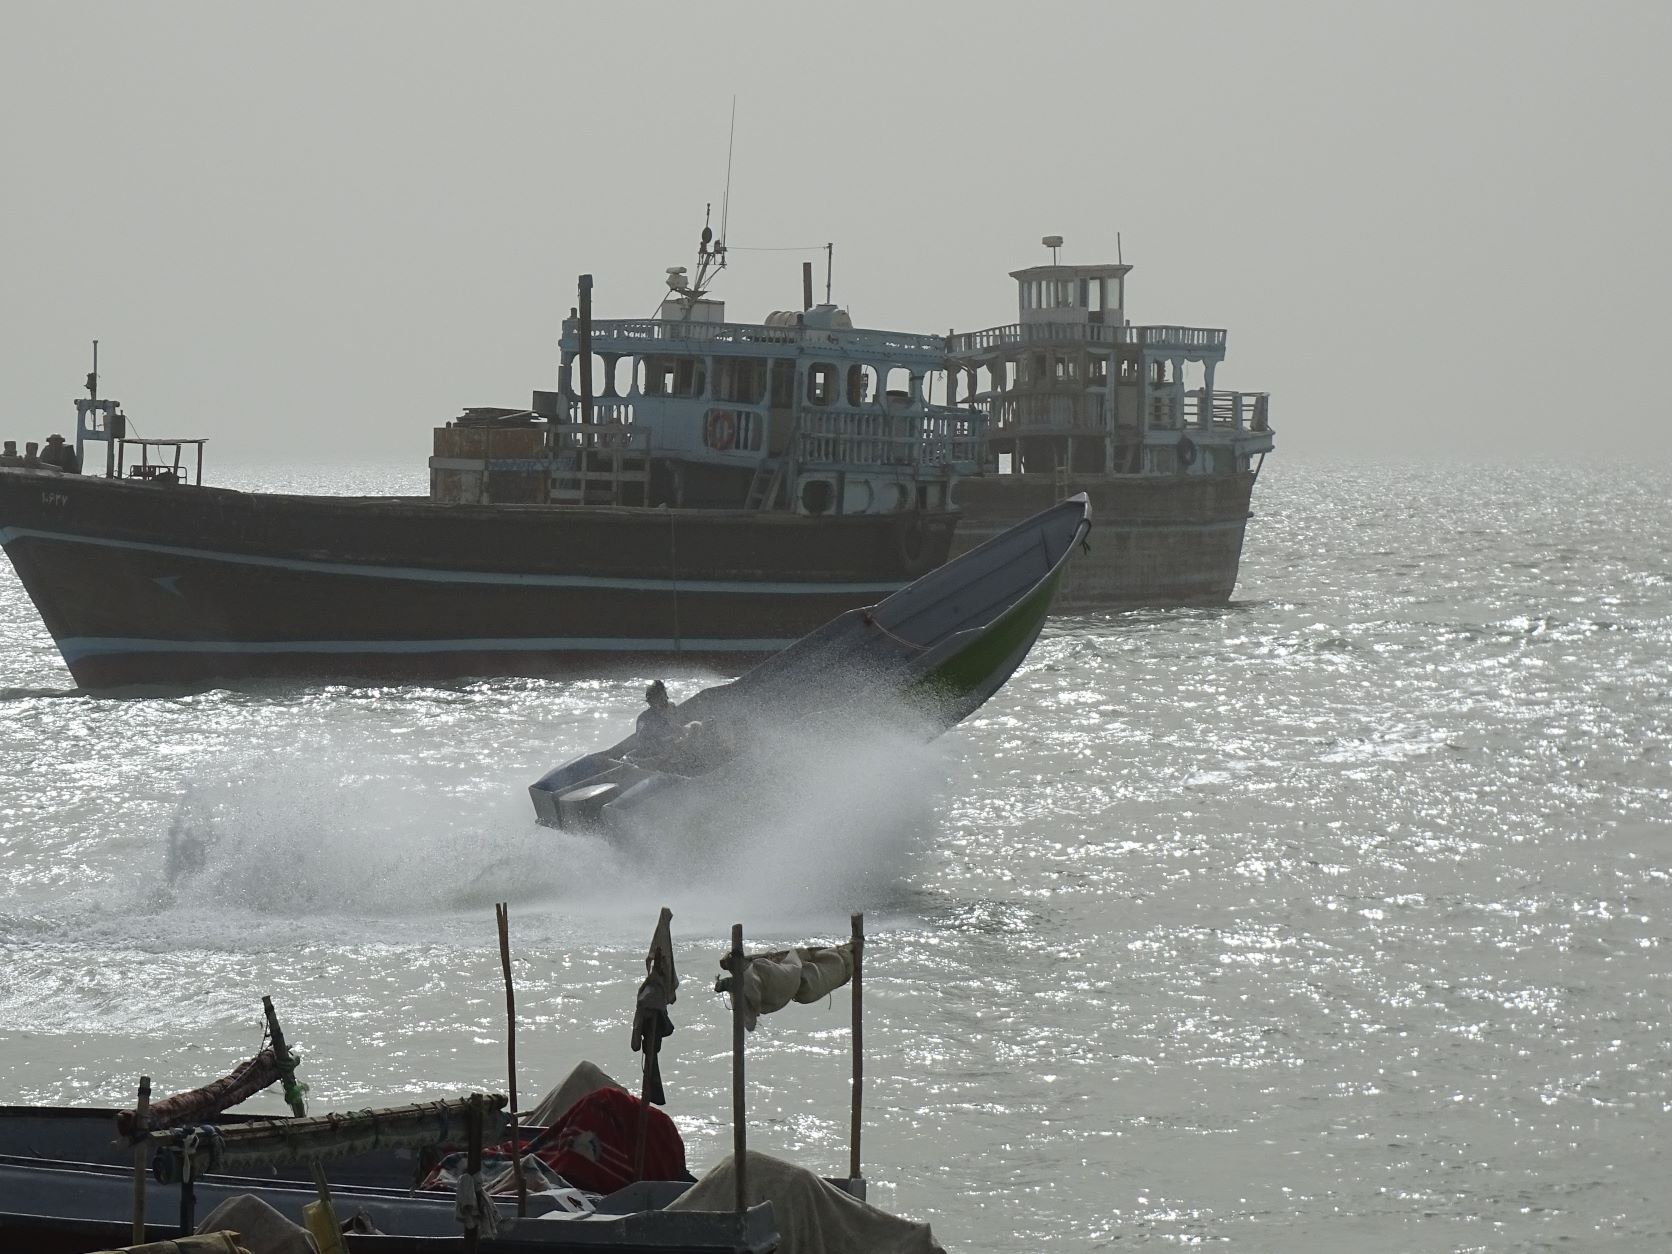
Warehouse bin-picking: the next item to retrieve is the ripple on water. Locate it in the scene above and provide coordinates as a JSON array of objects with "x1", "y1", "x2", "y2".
[{"x1": 2, "y1": 458, "x2": 1672, "y2": 1248}]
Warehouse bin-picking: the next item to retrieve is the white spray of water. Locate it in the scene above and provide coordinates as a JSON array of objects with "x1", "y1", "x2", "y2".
[{"x1": 147, "y1": 722, "x2": 949, "y2": 942}]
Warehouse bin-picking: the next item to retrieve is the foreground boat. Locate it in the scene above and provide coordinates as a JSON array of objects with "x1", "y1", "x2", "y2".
[
  {"x1": 0, "y1": 229, "x2": 980, "y2": 690},
  {"x1": 530, "y1": 494, "x2": 1091, "y2": 833},
  {"x1": 947, "y1": 237, "x2": 1274, "y2": 608},
  {"x1": 0, "y1": 910, "x2": 940, "y2": 1254}
]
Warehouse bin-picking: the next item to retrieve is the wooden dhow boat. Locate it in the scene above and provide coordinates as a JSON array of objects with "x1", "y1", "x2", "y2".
[
  {"x1": 947, "y1": 236, "x2": 1274, "y2": 608},
  {"x1": 0, "y1": 222, "x2": 981, "y2": 690},
  {"x1": 529, "y1": 494, "x2": 1091, "y2": 833}
]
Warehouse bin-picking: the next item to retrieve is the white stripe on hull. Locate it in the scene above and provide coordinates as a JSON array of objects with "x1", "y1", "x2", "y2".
[
  {"x1": 57, "y1": 635, "x2": 800, "y2": 663},
  {"x1": 0, "y1": 527, "x2": 906, "y2": 596}
]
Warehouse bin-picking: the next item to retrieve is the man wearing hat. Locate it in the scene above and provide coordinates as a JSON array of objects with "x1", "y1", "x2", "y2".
[{"x1": 39, "y1": 434, "x2": 80, "y2": 473}]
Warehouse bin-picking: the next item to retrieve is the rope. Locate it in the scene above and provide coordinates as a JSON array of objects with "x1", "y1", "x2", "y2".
[{"x1": 862, "y1": 612, "x2": 927, "y2": 652}]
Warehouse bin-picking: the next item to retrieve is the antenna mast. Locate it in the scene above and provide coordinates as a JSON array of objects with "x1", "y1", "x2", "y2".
[{"x1": 720, "y1": 96, "x2": 736, "y2": 248}]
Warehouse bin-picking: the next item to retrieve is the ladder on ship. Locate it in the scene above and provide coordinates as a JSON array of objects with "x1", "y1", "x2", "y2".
[
  {"x1": 744, "y1": 457, "x2": 787, "y2": 511},
  {"x1": 1053, "y1": 459, "x2": 1071, "y2": 500}
]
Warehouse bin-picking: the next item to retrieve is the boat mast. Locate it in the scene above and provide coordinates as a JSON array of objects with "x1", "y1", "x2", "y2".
[{"x1": 578, "y1": 274, "x2": 594, "y2": 427}]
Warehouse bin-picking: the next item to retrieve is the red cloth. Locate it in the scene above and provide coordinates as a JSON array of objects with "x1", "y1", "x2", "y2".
[{"x1": 528, "y1": 1087, "x2": 688, "y2": 1193}]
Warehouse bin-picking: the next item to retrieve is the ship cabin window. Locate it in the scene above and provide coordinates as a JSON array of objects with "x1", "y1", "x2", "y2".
[
  {"x1": 1102, "y1": 277, "x2": 1123, "y2": 314},
  {"x1": 643, "y1": 355, "x2": 706, "y2": 398},
  {"x1": 1086, "y1": 280, "x2": 1103, "y2": 313},
  {"x1": 715, "y1": 356, "x2": 767, "y2": 405},
  {"x1": 1088, "y1": 356, "x2": 1108, "y2": 384},
  {"x1": 1054, "y1": 356, "x2": 1077, "y2": 382},
  {"x1": 1028, "y1": 351, "x2": 1047, "y2": 383},
  {"x1": 770, "y1": 359, "x2": 796, "y2": 407},
  {"x1": 807, "y1": 362, "x2": 839, "y2": 407}
]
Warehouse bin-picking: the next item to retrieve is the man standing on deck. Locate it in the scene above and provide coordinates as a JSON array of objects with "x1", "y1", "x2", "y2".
[{"x1": 38, "y1": 434, "x2": 80, "y2": 472}]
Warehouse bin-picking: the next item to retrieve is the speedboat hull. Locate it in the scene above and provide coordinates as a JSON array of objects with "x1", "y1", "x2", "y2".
[{"x1": 530, "y1": 494, "x2": 1091, "y2": 831}]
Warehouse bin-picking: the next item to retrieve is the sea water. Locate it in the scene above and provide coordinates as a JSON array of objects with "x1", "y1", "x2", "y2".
[{"x1": 1, "y1": 457, "x2": 1668, "y2": 1252}]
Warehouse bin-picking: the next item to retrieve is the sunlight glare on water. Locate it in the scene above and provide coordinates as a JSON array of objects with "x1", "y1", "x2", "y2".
[{"x1": 1, "y1": 457, "x2": 1669, "y2": 1250}]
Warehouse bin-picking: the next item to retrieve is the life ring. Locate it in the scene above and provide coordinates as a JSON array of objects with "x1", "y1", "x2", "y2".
[
  {"x1": 1175, "y1": 435, "x2": 1197, "y2": 469},
  {"x1": 896, "y1": 511, "x2": 934, "y2": 576},
  {"x1": 706, "y1": 410, "x2": 737, "y2": 452}
]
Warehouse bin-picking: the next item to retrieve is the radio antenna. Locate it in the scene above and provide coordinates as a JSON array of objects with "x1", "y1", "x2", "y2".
[{"x1": 719, "y1": 96, "x2": 737, "y2": 247}]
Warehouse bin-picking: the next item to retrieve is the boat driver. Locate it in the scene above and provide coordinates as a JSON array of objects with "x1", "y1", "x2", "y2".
[{"x1": 636, "y1": 680, "x2": 685, "y2": 757}]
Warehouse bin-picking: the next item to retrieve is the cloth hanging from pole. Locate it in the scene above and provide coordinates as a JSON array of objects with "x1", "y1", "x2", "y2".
[
  {"x1": 631, "y1": 910, "x2": 679, "y2": 1105},
  {"x1": 715, "y1": 943, "x2": 855, "y2": 1031}
]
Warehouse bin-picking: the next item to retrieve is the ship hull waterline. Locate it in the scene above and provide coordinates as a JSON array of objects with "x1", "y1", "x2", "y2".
[
  {"x1": 0, "y1": 469, "x2": 956, "y2": 690},
  {"x1": 949, "y1": 469, "x2": 1257, "y2": 609}
]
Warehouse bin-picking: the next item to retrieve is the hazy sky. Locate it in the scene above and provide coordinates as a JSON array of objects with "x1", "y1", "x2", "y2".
[{"x1": 4, "y1": 1, "x2": 1669, "y2": 463}]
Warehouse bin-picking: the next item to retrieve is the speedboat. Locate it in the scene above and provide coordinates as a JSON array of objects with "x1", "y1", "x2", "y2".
[{"x1": 529, "y1": 494, "x2": 1092, "y2": 832}]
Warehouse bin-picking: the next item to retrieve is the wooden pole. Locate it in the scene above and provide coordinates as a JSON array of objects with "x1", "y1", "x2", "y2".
[
  {"x1": 849, "y1": 912, "x2": 864, "y2": 1182},
  {"x1": 633, "y1": 905, "x2": 673, "y2": 1181},
  {"x1": 730, "y1": 923, "x2": 747, "y2": 1216},
  {"x1": 464, "y1": 1092, "x2": 484, "y2": 1254},
  {"x1": 178, "y1": 1163, "x2": 195, "y2": 1237},
  {"x1": 262, "y1": 996, "x2": 343, "y2": 1252},
  {"x1": 130, "y1": 1075, "x2": 150, "y2": 1245},
  {"x1": 495, "y1": 903, "x2": 528, "y2": 1217}
]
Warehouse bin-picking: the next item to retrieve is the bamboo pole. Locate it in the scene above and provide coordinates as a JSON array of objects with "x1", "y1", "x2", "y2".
[
  {"x1": 130, "y1": 1075, "x2": 150, "y2": 1245},
  {"x1": 730, "y1": 923, "x2": 747, "y2": 1216},
  {"x1": 464, "y1": 1093, "x2": 484, "y2": 1254},
  {"x1": 849, "y1": 912, "x2": 864, "y2": 1182},
  {"x1": 262, "y1": 996, "x2": 344, "y2": 1254},
  {"x1": 495, "y1": 903, "x2": 528, "y2": 1217}
]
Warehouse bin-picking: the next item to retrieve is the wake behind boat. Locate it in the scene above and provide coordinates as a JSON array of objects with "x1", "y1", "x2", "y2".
[{"x1": 529, "y1": 494, "x2": 1091, "y2": 833}]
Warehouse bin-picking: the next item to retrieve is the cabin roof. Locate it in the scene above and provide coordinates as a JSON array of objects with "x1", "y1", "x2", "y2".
[{"x1": 1009, "y1": 264, "x2": 1132, "y2": 281}]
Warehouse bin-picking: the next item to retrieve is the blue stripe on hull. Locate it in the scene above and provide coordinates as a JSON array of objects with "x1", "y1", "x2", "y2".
[{"x1": 0, "y1": 527, "x2": 905, "y2": 596}]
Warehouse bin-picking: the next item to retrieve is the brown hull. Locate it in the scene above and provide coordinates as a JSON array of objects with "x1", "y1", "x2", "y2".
[
  {"x1": 950, "y1": 471, "x2": 1257, "y2": 608},
  {"x1": 0, "y1": 469, "x2": 954, "y2": 689}
]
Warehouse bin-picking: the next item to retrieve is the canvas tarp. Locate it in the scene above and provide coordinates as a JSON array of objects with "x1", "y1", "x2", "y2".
[
  {"x1": 669, "y1": 1152, "x2": 945, "y2": 1254},
  {"x1": 193, "y1": 1195, "x2": 317, "y2": 1254}
]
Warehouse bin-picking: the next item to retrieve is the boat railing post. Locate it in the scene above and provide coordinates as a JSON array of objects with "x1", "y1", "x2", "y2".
[
  {"x1": 730, "y1": 922, "x2": 747, "y2": 1215},
  {"x1": 850, "y1": 911, "x2": 864, "y2": 1183},
  {"x1": 130, "y1": 1074, "x2": 150, "y2": 1244}
]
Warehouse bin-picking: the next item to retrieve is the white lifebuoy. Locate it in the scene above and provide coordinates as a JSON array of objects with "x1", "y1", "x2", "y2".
[{"x1": 706, "y1": 410, "x2": 737, "y2": 451}]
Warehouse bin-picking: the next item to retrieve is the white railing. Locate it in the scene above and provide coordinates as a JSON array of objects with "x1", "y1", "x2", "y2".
[
  {"x1": 567, "y1": 317, "x2": 948, "y2": 360},
  {"x1": 545, "y1": 414, "x2": 650, "y2": 453},
  {"x1": 1180, "y1": 390, "x2": 1272, "y2": 431},
  {"x1": 950, "y1": 322, "x2": 1227, "y2": 355},
  {"x1": 986, "y1": 392, "x2": 1107, "y2": 431},
  {"x1": 796, "y1": 408, "x2": 984, "y2": 470}
]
